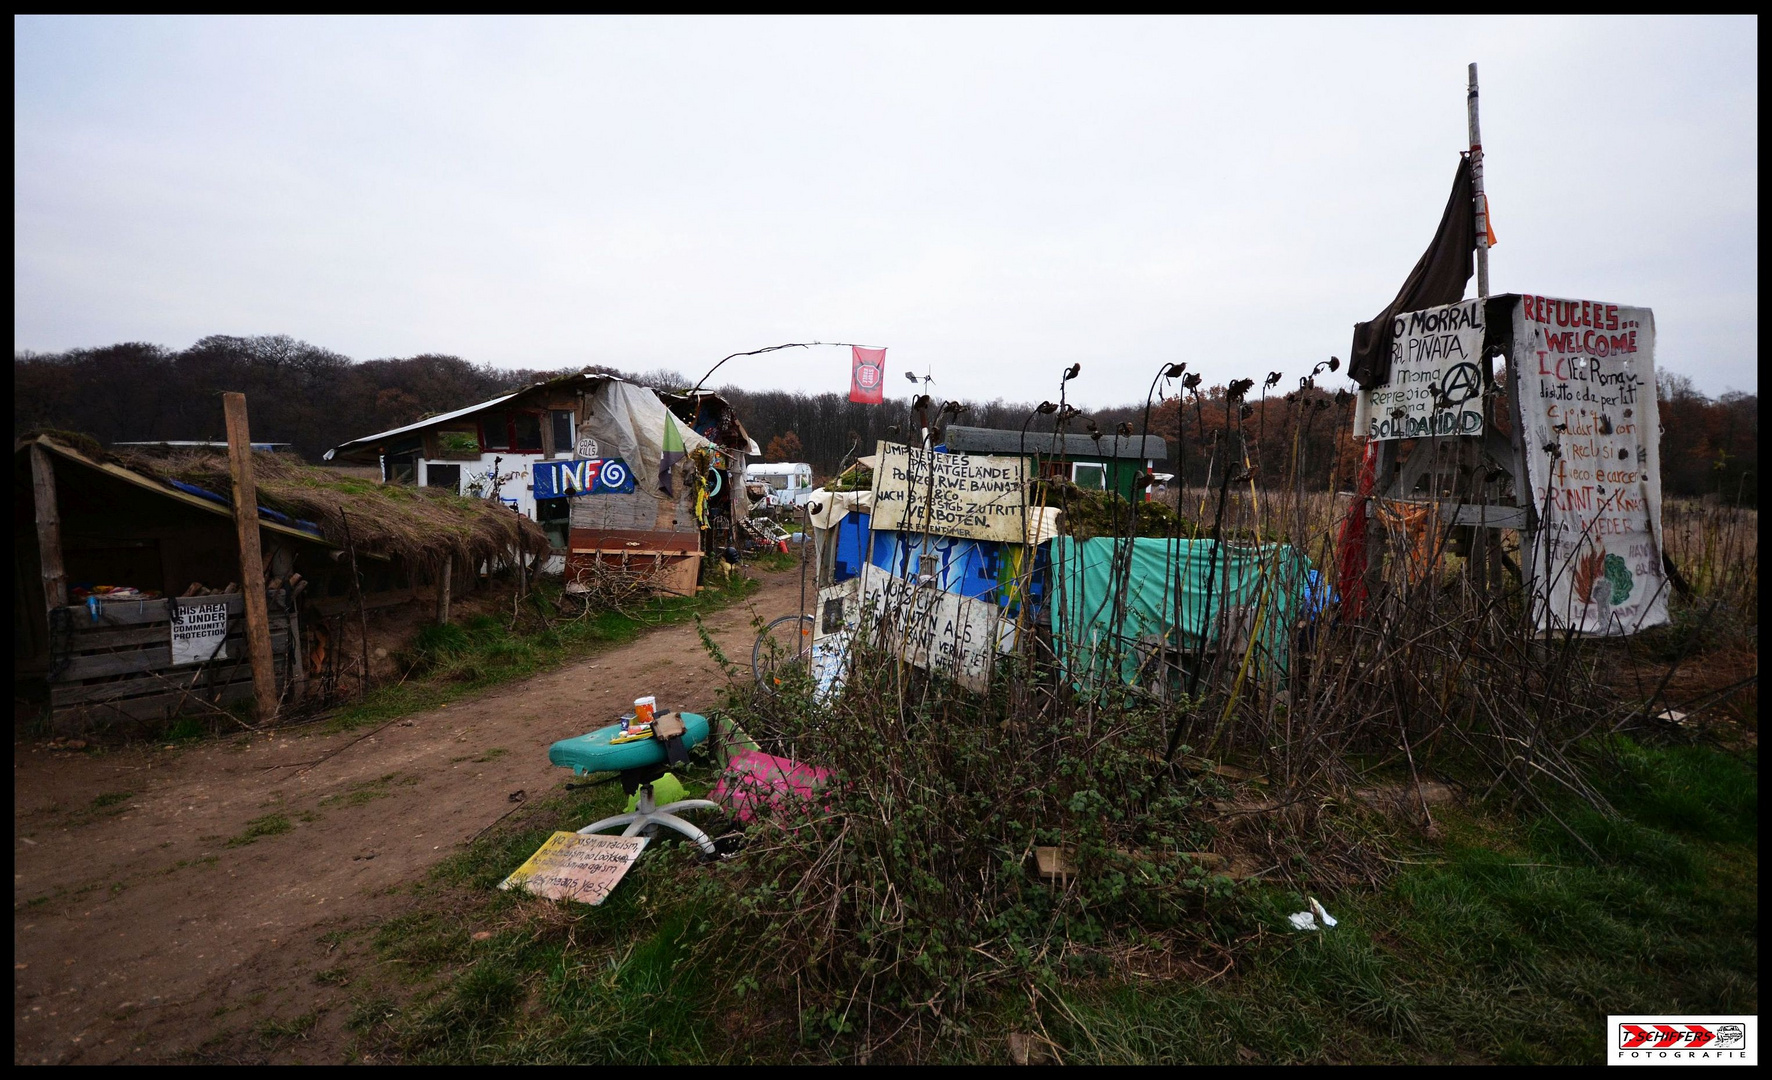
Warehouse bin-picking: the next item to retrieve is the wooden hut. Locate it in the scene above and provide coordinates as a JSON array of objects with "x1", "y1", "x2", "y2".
[
  {"x1": 324, "y1": 374, "x2": 758, "y2": 596},
  {"x1": 15, "y1": 434, "x2": 548, "y2": 732},
  {"x1": 941, "y1": 425, "x2": 1170, "y2": 502}
]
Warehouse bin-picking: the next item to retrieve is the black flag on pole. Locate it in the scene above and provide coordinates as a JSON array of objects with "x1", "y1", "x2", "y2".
[{"x1": 1348, "y1": 157, "x2": 1478, "y2": 390}]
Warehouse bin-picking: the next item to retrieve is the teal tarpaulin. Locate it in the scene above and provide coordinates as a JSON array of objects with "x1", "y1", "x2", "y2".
[{"x1": 1050, "y1": 537, "x2": 1314, "y2": 689}]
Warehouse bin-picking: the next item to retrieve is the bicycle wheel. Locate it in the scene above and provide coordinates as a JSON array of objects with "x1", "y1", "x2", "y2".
[{"x1": 752, "y1": 613, "x2": 815, "y2": 691}]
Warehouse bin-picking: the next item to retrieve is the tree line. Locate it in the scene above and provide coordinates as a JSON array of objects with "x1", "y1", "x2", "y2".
[{"x1": 13, "y1": 337, "x2": 1755, "y2": 504}]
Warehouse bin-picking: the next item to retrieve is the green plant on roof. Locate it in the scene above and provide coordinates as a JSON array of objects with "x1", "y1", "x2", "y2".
[{"x1": 111, "y1": 445, "x2": 549, "y2": 572}]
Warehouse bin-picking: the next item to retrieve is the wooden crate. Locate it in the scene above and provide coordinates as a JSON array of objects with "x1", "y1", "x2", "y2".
[
  {"x1": 46, "y1": 593, "x2": 295, "y2": 729},
  {"x1": 567, "y1": 549, "x2": 703, "y2": 598}
]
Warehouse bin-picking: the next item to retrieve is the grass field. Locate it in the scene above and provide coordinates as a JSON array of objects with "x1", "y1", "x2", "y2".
[
  {"x1": 334, "y1": 736, "x2": 1756, "y2": 1064},
  {"x1": 266, "y1": 488, "x2": 1758, "y2": 1065}
]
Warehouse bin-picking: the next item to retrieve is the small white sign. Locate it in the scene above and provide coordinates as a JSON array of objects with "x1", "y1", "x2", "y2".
[{"x1": 170, "y1": 602, "x2": 229, "y2": 666}]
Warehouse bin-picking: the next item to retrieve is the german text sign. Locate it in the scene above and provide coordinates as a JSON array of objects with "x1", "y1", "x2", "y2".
[
  {"x1": 858, "y1": 564, "x2": 1014, "y2": 692},
  {"x1": 1512, "y1": 295, "x2": 1666, "y2": 635},
  {"x1": 498, "y1": 832, "x2": 647, "y2": 905},
  {"x1": 1354, "y1": 298, "x2": 1486, "y2": 440},
  {"x1": 170, "y1": 602, "x2": 229, "y2": 666},
  {"x1": 869, "y1": 441, "x2": 1027, "y2": 542}
]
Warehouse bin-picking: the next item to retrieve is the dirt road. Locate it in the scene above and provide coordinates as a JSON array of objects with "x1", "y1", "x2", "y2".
[{"x1": 12, "y1": 566, "x2": 810, "y2": 1064}]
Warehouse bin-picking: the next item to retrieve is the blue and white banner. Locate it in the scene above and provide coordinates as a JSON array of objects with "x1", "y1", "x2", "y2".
[{"x1": 532, "y1": 458, "x2": 636, "y2": 499}]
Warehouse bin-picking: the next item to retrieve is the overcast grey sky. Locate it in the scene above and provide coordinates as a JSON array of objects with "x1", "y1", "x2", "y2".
[{"x1": 14, "y1": 15, "x2": 1758, "y2": 406}]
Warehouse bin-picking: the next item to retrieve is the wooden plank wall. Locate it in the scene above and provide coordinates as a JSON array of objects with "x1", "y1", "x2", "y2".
[
  {"x1": 565, "y1": 550, "x2": 701, "y2": 597},
  {"x1": 47, "y1": 592, "x2": 294, "y2": 728}
]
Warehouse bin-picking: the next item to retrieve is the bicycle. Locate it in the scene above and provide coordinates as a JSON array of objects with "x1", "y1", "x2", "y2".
[{"x1": 751, "y1": 613, "x2": 815, "y2": 692}]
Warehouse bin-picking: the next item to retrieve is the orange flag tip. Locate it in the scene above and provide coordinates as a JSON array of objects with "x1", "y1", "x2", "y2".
[{"x1": 1483, "y1": 193, "x2": 1498, "y2": 247}]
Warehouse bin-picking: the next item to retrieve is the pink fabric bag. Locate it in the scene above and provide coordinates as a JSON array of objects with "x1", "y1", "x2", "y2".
[{"x1": 711, "y1": 749, "x2": 831, "y2": 823}]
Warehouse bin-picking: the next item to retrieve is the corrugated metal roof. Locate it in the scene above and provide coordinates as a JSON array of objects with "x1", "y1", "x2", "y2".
[
  {"x1": 321, "y1": 372, "x2": 611, "y2": 461},
  {"x1": 116, "y1": 440, "x2": 293, "y2": 451},
  {"x1": 942, "y1": 425, "x2": 1168, "y2": 460}
]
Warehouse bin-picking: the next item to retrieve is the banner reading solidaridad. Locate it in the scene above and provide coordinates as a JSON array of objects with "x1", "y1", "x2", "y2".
[
  {"x1": 1354, "y1": 298, "x2": 1487, "y2": 440},
  {"x1": 1511, "y1": 294, "x2": 1667, "y2": 635}
]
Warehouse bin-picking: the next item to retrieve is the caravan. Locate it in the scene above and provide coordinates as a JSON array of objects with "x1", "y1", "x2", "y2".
[{"x1": 744, "y1": 462, "x2": 816, "y2": 509}]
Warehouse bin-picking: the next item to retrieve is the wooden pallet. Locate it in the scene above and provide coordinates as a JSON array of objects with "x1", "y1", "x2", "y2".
[{"x1": 47, "y1": 593, "x2": 295, "y2": 727}]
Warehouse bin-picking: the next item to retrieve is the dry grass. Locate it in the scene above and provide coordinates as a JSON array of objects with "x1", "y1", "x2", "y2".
[
  {"x1": 1660, "y1": 499, "x2": 1758, "y2": 613},
  {"x1": 116, "y1": 448, "x2": 551, "y2": 572}
]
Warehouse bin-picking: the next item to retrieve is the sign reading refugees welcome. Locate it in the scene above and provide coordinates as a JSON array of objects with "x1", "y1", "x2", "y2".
[
  {"x1": 1354, "y1": 298, "x2": 1486, "y2": 440},
  {"x1": 869, "y1": 441, "x2": 1027, "y2": 543},
  {"x1": 1511, "y1": 295, "x2": 1667, "y2": 635}
]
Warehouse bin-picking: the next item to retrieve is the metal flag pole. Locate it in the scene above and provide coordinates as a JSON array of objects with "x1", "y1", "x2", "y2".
[
  {"x1": 1468, "y1": 62, "x2": 1490, "y2": 299},
  {"x1": 1470, "y1": 62, "x2": 1519, "y2": 599}
]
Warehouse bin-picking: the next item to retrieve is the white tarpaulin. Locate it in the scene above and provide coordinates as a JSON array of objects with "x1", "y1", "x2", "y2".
[
  {"x1": 584, "y1": 379, "x2": 713, "y2": 495},
  {"x1": 806, "y1": 488, "x2": 874, "y2": 531},
  {"x1": 1512, "y1": 294, "x2": 1667, "y2": 634},
  {"x1": 869, "y1": 442, "x2": 1029, "y2": 543},
  {"x1": 1354, "y1": 298, "x2": 1487, "y2": 440}
]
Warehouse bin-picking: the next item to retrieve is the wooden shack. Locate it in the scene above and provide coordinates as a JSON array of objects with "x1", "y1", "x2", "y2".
[
  {"x1": 324, "y1": 373, "x2": 758, "y2": 596},
  {"x1": 941, "y1": 425, "x2": 1170, "y2": 502},
  {"x1": 16, "y1": 434, "x2": 550, "y2": 732},
  {"x1": 16, "y1": 436, "x2": 322, "y2": 729}
]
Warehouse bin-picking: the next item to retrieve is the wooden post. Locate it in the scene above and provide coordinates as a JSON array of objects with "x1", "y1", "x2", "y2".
[
  {"x1": 223, "y1": 393, "x2": 279, "y2": 723},
  {"x1": 1364, "y1": 439, "x2": 1397, "y2": 603},
  {"x1": 284, "y1": 591, "x2": 307, "y2": 705},
  {"x1": 436, "y1": 554, "x2": 453, "y2": 625},
  {"x1": 339, "y1": 510, "x2": 372, "y2": 699},
  {"x1": 29, "y1": 442, "x2": 68, "y2": 612}
]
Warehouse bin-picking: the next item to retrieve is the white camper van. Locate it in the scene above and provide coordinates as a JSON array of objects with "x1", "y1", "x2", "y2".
[{"x1": 744, "y1": 462, "x2": 816, "y2": 509}]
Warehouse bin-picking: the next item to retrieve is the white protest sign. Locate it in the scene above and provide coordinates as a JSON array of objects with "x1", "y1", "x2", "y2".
[
  {"x1": 869, "y1": 441, "x2": 1027, "y2": 543},
  {"x1": 499, "y1": 831, "x2": 648, "y2": 905},
  {"x1": 858, "y1": 564, "x2": 1015, "y2": 692},
  {"x1": 1512, "y1": 294, "x2": 1667, "y2": 635},
  {"x1": 170, "y1": 602, "x2": 230, "y2": 665},
  {"x1": 1354, "y1": 298, "x2": 1486, "y2": 440}
]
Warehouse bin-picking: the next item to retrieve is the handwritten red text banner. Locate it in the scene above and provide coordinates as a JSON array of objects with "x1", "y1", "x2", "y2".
[{"x1": 1513, "y1": 296, "x2": 1667, "y2": 634}]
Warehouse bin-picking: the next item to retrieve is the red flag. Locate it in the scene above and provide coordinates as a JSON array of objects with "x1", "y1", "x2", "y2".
[
  {"x1": 1334, "y1": 441, "x2": 1379, "y2": 618},
  {"x1": 849, "y1": 346, "x2": 885, "y2": 404}
]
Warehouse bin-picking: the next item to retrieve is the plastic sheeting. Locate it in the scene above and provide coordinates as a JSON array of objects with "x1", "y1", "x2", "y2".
[
  {"x1": 806, "y1": 488, "x2": 873, "y2": 531},
  {"x1": 1050, "y1": 537, "x2": 1314, "y2": 688},
  {"x1": 584, "y1": 379, "x2": 713, "y2": 496}
]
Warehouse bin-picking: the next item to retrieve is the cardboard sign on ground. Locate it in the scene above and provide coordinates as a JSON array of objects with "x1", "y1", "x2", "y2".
[{"x1": 498, "y1": 831, "x2": 647, "y2": 905}]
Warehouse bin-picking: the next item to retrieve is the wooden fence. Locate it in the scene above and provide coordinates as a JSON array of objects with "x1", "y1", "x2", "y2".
[{"x1": 46, "y1": 592, "x2": 299, "y2": 729}]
